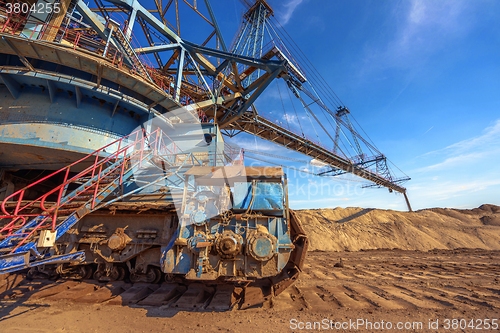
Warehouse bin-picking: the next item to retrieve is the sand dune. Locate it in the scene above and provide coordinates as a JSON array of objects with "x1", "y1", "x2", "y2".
[{"x1": 296, "y1": 204, "x2": 500, "y2": 252}]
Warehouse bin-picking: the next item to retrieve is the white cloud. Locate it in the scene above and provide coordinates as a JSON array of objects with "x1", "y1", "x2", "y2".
[
  {"x1": 417, "y1": 180, "x2": 491, "y2": 199},
  {"x1": 407, "y1": 178, "x2": 500, "y2": 209},
  {"x1": 282, "y1": 113, "x2": 299, "y2": 126},
  {"x1": 405, "y1": 119, "x2": 500, "y2": 209},
  {"x1": 276, "y1": 0, "x2": 304, "y2": 26},
  {"x1": 417, "y1": 150, "x2": 498, "y2": 172},
  {"x1": 362, "y1": 0, "x2": 470, "y2": 73},
  {"x1": 439, "y1": 120, "x2": 500, "y2": 155},
  {"x1": 229, "y1": 136, "x2": 276, "y2": 153},
  {"x1": 400, "y1": 0, "x2": 467, "y2": 54},
  {"x1": 417, "y1": 119, "x2": 500, "y2": 171},
  {"x1": 408, "y1": 0, "x2": 426, "y2": 24}
]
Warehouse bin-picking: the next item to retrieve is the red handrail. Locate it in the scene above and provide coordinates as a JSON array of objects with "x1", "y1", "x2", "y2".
[{"x1": 0, "y1": 128, "x2": 171, "y2": 233}]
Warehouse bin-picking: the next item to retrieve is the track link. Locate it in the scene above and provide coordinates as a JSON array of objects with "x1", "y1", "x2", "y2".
[{"x1": 1, "y1": 276, "x2": 241, "y2": 311}]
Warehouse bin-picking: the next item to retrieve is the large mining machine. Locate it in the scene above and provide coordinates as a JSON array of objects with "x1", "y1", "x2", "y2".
[{"x1": 0, "y1": 0, "x2": 409, "y2": 309}]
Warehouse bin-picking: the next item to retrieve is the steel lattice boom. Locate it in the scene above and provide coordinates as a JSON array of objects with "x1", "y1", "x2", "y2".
[
  {"x1": 225, "y1": 1, "x2": 411, "y2": 209},
  {"x1": 0, "y1": 0, "x2": 410, "y2": 210}
]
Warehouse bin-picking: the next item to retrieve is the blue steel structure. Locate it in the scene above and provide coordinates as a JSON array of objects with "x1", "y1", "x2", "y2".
[
  {"x1": 0, "y1": 0, "x2": 409, "y2": 198},
  {"x1": 0, "y1": 0, "x2": 284, "y2": 173},
  {"x1": 0, "y1": 0, "x2": 407, "y2": 308}
]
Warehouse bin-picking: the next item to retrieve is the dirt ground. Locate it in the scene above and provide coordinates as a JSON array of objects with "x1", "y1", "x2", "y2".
[{"x1": 1, "y1": 248, "x2": 499, "y2": 333}]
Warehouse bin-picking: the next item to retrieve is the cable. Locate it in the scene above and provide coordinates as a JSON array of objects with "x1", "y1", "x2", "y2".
[
  {"x1": 269, "y1": 17, "x2": 344, "y2": 108},
  {"x1": 285, "y1": 81, "x2": 305, "y2": 137},
  {"x1": 276, "y1": 80, "x2": 290, "y2": 130}
]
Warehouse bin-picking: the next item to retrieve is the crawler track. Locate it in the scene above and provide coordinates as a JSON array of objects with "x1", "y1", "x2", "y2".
[
  {"x1": 1, "y1": 277, "x2": 243, "y2": 311},
  {"x1": 0, "y1": 211, "x2": 308, "y2": 311}
]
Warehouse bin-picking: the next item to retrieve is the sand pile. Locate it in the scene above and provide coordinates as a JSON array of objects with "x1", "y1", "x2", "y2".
[{"x1": 296, "y1": 204, "x2": 500, "y2": 252}]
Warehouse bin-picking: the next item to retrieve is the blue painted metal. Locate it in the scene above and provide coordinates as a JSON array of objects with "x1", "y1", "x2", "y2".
[
  {"x1": 160, "y1": 228, "x2": 179, "y2": 266},
  {"x1": 233, "y1": 181, "x2": 284, "y2": 210},
  {"x1": 0, "y1": 250, "x2": 85, "y2": 274},
  {"x1": 0, "y1": 251, "x2": 30, "y2": 274},
  {"x1": 231, "y1": 0, "x2": 273, "y2": 86},
  {"x1": 162, "y1": 246, "x2": 191, "y2": 275},
  {"x1": 0, "y1": 73, "x2": 21, "y2": 99},
  {"x1": 12, "y1": 243, "x2": 39, "y2": 255},
  {"x1": 161, "y1": 166, "x2": 294, "y2": 280},
  {"x1": 0, "y1": 72, "x2": 145, "y2": 169},
  {"x1": 54, "y1": 214, "x2": 79, "y2": 241},
  {"x1": 0, "y1": 217, "x2": 43, "y2": 249}
]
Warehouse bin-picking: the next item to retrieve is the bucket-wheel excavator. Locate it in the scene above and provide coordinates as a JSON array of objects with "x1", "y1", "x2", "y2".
[{"x1": 0, "y1": 0, "x2": 409, "y2": 309}]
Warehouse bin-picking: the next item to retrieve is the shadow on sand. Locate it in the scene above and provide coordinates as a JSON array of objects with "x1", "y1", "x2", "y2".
[
  {"x1": 335, "y1": 208, "x2": 374, "y2": 224},
  {"x1": 0, "y1": 274, "x2": 239, "y2": 319}
]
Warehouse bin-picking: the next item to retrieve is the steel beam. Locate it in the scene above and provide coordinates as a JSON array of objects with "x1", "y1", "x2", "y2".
[
  {"x1": 219, "y1": 68, "x2": 282, "y2": 127},
  {"x1": 0, "y1": 74, "x2": 21, "y2": 99},
  {"x1": 135, "y1": 43, "x2": 180, "y2": 54},
  {"x1": 105, "y1": 0, "x2": 181, "y2": 43},
  {"x1": 174, "y1": 48, "x2": 185, "y2": 102},
  {"x1": 42, "y1": 0, "x2": 73, "y2": 42},
  {"x1": 404, "y1": 192, "x2": 413, "y2": 212},
  {"x1": 75, "y1": 86, "x2": 83, "y2": 108},
  {"x1": 203, "y1": 0, "x2": 227, "y2": 51},
  {"x1": 126, "y1": 7, "x2": 138, "y2": 39},
  {"x1": 75, "y1": 0, "x2": 108, "y2": 41},
  {"x1": 47, "y1": 80, "x2": 56, "y2": 103},
  {"x1": 230, "y1": 113, "x2": 408, "y2": 194},
  {"x1": 183, "y1": 41, "x2": 283, "y2": 72},
  {"x1": 2, "y1": 37, "x2": 34, "y2": 71}
]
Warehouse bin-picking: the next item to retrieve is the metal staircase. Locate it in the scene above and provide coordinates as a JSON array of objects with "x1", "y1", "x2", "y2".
[
  {"x1": 0, "y1": 128, "x2": 172, "y2": 274},
  {"x1": 111, "y1": 25, "x2": 153, "y2": 82}
]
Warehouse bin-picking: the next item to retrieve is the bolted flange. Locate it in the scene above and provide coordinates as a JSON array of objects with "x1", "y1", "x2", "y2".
[
  {"x1": 247, "y1": 232, "x2": 277, "y2": 262},
  {"x1": 215, "y1": 230, "x2": 243, "y2": 259}
]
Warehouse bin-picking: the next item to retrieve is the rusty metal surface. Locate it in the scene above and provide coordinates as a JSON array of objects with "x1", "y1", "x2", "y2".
[
  {"x1": 271, "y1": 210, "x2": 309, "y2": 297},
  {"x1": 0, "y1": 209, "x2": 307, "y2": 309},
  {"x1": 185, "y1": 166, "x2": 284, "y2": 178},
  {"x1": 0, "y1": 34, "x2": 185, "y2": 115},
  {"x1": 1, "y1": 277, "x2": 238, "y2": 311}
]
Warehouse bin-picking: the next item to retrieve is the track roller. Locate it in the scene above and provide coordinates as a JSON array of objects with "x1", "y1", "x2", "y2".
[
  {"x1": 130, "y1": 266, "x2": 162, "y2": 284},
  {"x1": 93, "y1": 264, "x2": 126, "y2": 282}
]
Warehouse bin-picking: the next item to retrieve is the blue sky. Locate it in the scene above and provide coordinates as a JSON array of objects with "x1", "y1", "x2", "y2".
[
  {"x1": 143, "y1": 0, "x2": 500, "y2": 211},
  {"x1": 213, "y1": 0, "x2": 500, "y2": 211}
]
